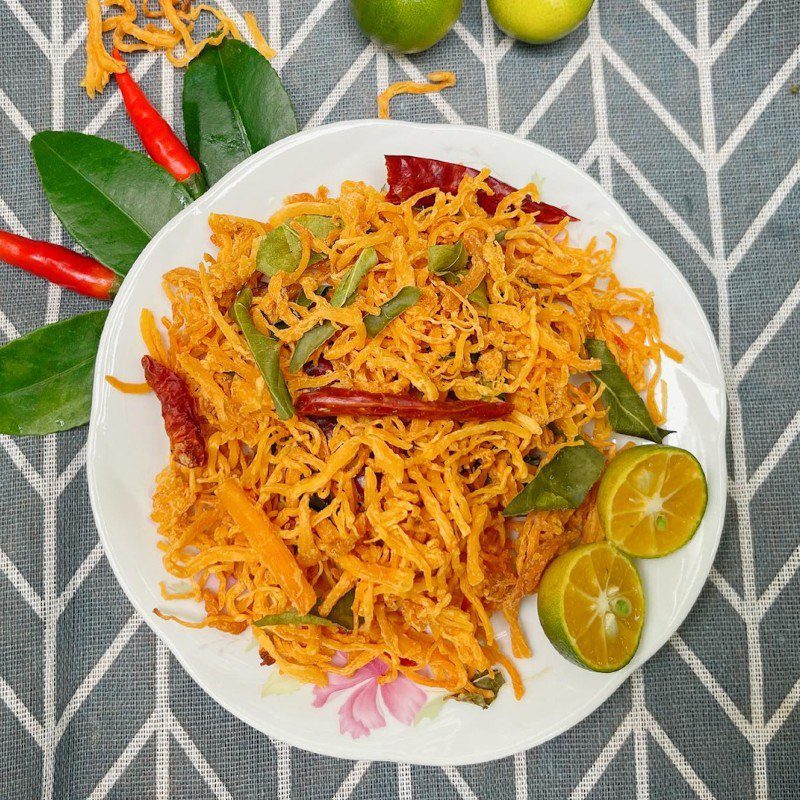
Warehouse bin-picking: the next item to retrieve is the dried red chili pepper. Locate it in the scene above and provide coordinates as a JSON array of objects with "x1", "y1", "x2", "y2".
[
  {"x1": 295, "y1": 387, "x2": 513, "y2": 421},
  {"x1": 384, "y1": 155, "x2": 575, "y2": 223},
  {"x1": 113, "y1": 49, "x2": 206, "y2": 199},
  {"x1": 142, "y1": 355, "x2": 206, "y2": 468},
  {"x1": 0, "y1": 230, "x2": 119, "y2": 299}
]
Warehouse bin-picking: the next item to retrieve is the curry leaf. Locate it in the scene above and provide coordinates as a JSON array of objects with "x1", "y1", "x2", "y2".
[
  {"x1": 325, "y1": 589, "x2": 358, "y2": 629},
  {"x1": 294, "y1": 215, "x2": 339, "y2": 241},
  {"x1": 427, "y1": 240, "x2": 467, "y2": 283},
  {"x1": 330, "y1": 248, "x2": 378, "y2": 307},
  {"x1": 232, "y1": 287, "x2": 293, "y2": 420},
  {"x1": 0, "y1": 310, "x2": 108, "y2": 435},
  {"x1": 254, "y1": 609, "x2": 340, "y2": 628},
  {"x1": 254, "y1": 588, "x2": 355, "y2": 630},
  {"x1": 289, "y1": 243, "x2": 365, "y2": 371},
  {"x1": 450, "y1": 669, "x2": 505, "y2": 709},
  {"x1": 30, "y1": 132, "x2": 190, "y2": 276},
  {"x1": 503, "y1": 440, "x2": 605, "y2": 516},
  {"x1": 289, "y1": 322, "x2": 335, "y2": 373},
  {"x1": 364, "y1": 286, "x2": 420, "y2": 337},
  {"x1": 257, "y1": 215, "x2": 338, "y2": 276},
  {"x1": 467, "y1": 281, "x2": 489, "y2": 309},
  {"x1": 182, "y1": 38, "x2": 296, "y2": 185},
  {"x1": 296, "y1": 283, "x2": 331, "y2": 308},
  {"x1": 585, "y1": 339, "x2": 671, "y2": 443}
]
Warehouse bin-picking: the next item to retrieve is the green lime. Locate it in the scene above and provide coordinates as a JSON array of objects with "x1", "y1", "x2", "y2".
[
  {"x1": 598, "y1": 445, "x2": 708, "y2": 559},
  {"x1": 538, "y1": 542, "x2": 645, "y2": 672},
  {"x1": 487, "y1": 0, "x2": 594, "y2": 45},
  {"x1": 350, "y1": 0, "x2": 463, "y2": 54}
]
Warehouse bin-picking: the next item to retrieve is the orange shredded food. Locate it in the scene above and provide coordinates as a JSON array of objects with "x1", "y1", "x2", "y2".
[
  {"x1": 243, "y1": 11, "x2": 275, "y2": 59},
  {"x1": 378, "y1": 71, "x2": 457, "y2": 119},
  {"x1": 82, "y1": 0, "x2": 274, "y2": 97},
  {"x1": 105, "y1": 375, "x2": 152, "y2": 394},
  {"x1": 147, "y1": 169, "x2": 677, "y2": 695}
]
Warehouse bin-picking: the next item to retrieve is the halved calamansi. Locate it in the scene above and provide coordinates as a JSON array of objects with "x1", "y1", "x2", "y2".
[
  {"x1": 537, "y1": 542, "x2": 645, "y2": 672},
  {"x1": 598, "y1": 445, "x2": 708, "y2": 558}
]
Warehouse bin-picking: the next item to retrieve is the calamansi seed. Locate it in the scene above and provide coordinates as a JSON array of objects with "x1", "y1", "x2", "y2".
[
  {"x1": 611, "y1": 596, "x2": 632, "y2": 618},
  {"x1": 603, "y1": 611, "x2": 619, "y2": 638}
]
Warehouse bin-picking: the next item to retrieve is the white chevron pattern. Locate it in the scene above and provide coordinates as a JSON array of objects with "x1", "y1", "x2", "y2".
[{"x1": 0, "y1": 1, "x2": 798, "y2": 798}]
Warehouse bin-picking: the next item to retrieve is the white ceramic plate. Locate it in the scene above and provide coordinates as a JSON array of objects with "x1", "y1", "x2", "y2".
[{"x1": 87, "y1": 120, "x2": 726, "y2": 765}]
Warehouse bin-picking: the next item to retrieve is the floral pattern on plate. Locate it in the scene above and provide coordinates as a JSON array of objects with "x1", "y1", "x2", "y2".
[{"x1": 312, "y1": 658, "x2": 427, "y2": 738}]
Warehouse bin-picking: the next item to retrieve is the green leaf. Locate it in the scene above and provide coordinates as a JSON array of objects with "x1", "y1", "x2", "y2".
[
  {"x1": 330, "y1": 248, "x2": 378, "y2": 307},
  {"x1": 502, "y1": 439, "x2": 605, "y2": 516},
  {"x1": 296, "y1": 283, "x2": 331, "y2": 308},
  {"x1": 254, "y1": 609, "x2": 340, "y2": 628},
  {"x1": 364, "y1": 286, "x2": 420, "y2": 337},
  {"x1": 326, "y1": 589, "x2": 358, "y2": 629},
  {"x1": 585, "y1": 339, "x2": 671, "y2": 443},
  {"x1": 30, "y1": 132, "x2": 190, "y2": 276},
  {"x1": 232, "y1": 287, "x2": 293, "y2": 419},
  {"x1": 257, "y1": 215, "x2": 338, "y2": 276},
  {"x1": 427, "y1": 240, "x2": 468, "y2": 283},
  {"x1": 289, "y1": 322, "x2": 335, "y2": 373},
  {"x1": 466, "y1": 281, "x2": 489, "y2": 309},
  {"x1": 0, "y1": 310, "x2": 108, "y2": 435},
  {"x1": 450, "y1": 669, "x2": 505, "y2": 709},
  {"x1": 182, "y1": 38, "x2": 297, "y2": 185},
  {"x1": 297, "y1": 215, "x2": 338, "y2": 241},
  {"x1": 255, "y1": 588, "x2": 355, "y2": 630},
  {"x1": 257, "y1": 226, "x2": 298, "y2": 275},
  {"x1": 494, "y1": 230, "x2": 508, "y2": 243}
]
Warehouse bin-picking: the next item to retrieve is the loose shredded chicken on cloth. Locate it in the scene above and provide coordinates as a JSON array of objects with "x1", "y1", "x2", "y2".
[
  {"x1": 82, "y1": 0, "x2": 273, "y2": 98},
  {"x1": 144, "y1": 169, "x2": 677, "y2": 698}
]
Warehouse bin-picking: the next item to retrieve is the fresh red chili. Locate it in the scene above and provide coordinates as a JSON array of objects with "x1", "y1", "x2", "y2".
[
  {"x1": 113, "y1": 49, "x2": 206, "y2": 199},
  {"x1": 0, "y1": 230, "x2": 119, "y2": 299},
  {"x1": 295, "y1": 388, "x2": 513, "y2": 421},
  {"x1": 384, "y1": 155, "x2": 575, "y2": 223},
  {"x1": 142, "y1": 355, "x2": 206, "y2": 468}
]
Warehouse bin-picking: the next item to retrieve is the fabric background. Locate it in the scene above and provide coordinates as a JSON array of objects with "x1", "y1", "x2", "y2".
[{"x1": 1, "y1": 1, "x2": 798, "y2": 798}]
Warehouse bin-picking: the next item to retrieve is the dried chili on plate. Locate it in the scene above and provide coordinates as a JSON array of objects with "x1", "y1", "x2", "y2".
[
  {"x1": 142, "y1": 355, "x2": 206, "y2": 468},
  {"x1": 295, "y1": 387, "x2": 513, "y2": 421},
  {"x1": 384, "y1": 154, "x2": 574, "y2": 223}
]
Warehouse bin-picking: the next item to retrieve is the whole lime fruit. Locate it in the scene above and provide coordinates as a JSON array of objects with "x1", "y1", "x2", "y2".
[
  {"x1": 487, "y1": 0, "x2": 594, "y2": 44},
  {"x1": 350, "y1": 0, "x2": 463, "y2": 54}
]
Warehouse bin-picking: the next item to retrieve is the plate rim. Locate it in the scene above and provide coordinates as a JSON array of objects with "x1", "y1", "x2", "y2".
[{"x1": 87, "y1": 118, "x2": 727, "y2": 765}]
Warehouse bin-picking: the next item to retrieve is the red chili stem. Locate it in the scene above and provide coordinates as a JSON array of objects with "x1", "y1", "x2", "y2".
[
  {"x1": 384, "y1": 155, "x2": 576, "y2": 224},
  {"x1": 113, "y1": 49, "x2": 206, "y2": 198},
  {"x1": 0, "y1": 230, "x2": 118, "y2": 299},
  {"x1": 295, "y1": 388, "x2": 513, "y2": 421},
  {"x1": 142, "y1": 356, "x2": 207, "y2": 468}
]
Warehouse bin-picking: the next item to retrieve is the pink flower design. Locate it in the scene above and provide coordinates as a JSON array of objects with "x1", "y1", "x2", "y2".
[{"x1": 313, "y1": 658, "x2": 427, "y2": 738}]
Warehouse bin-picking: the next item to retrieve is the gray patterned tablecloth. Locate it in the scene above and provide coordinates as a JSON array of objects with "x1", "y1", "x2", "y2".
[{"x1": 1, "y1": 1, "x2": 798, "y2": 798}]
